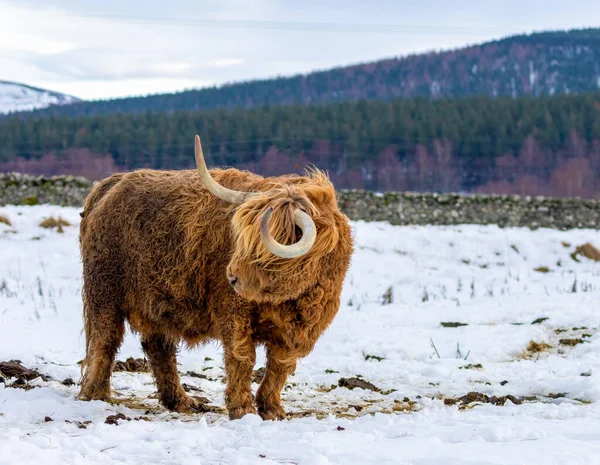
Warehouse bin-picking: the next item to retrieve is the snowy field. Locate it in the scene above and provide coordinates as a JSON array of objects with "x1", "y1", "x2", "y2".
[{"x1": 1, "y1": 205, "x2": 600, "y2": 465}]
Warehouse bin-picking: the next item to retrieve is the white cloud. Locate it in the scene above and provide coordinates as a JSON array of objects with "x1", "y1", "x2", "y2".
[
  {"x1": 1, "y1": 0, "x2": 600, "y2": 100},
  {"x1": 0, "y1": 0, "x2": 272, "y2": 99}
]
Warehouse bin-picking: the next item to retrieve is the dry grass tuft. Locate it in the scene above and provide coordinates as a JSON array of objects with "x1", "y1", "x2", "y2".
[
  {"x1": 571, "y1": 243, "x2": 600, "y2": 262},
  {"x1": 533, "y1": 266, "x2": 551, "y2": 273},
  {"x1": 0, "y1": 215, "x2": 11, "y2": 227},
  {"x1": 520, "y1": 340, "x2": 552, "y2": 359},
  {"x1": 526, "y1": 340, "x2": 552, "y2": 353},
  {"x1": 39, "y1": 216, "x2": 71, "y2": 233}
]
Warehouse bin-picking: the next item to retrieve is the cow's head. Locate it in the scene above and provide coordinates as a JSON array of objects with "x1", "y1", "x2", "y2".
[{"x1": 194, "y1": 135, "x2": 341, "y2": 304}]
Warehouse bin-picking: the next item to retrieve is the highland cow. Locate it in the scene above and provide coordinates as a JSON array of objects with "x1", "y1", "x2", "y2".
[{"x1": 77, "y1": 136, "x2": 353, "y2": 420}]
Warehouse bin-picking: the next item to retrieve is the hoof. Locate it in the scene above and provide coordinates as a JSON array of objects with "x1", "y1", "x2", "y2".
[
  {"x1": 172, "y1": 395, "x2": 211, "y2": 414},
  {"x1": 258, "y1": 405, "x2": 286, "y2": 421},
  {"x1": 228, "y1": 405, "x2": 257, "y2": 420},
  {"x1": 77, "y1": 388, "x2": 110, "y2": 403}
]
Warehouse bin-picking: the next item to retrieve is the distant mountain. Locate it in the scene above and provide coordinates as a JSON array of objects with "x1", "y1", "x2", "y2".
[
  {"x1": 0, "y1": 80, "x2": 80, "y2": 114},
  {"x1": 13, "y1": 28, "x2": 600, "y2": 118}
]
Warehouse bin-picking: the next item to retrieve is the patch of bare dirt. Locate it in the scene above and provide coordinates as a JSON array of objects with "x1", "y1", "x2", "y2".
[
  {"x1": 392, "y1": 398, "x2": 417, "y2": 412},
  {"x1": 559, "y1": 338, "x2": 586, "y2": 346},
  {"x1": 182, "y1": 383, "x2": 203, "y2": 393},
  {"x1": 0, "y1": 360, "x2": 49, "y2": 388},
  {"x1": 184, "y1": 371, "x2": 217, "y2": 382},
  {"x1": 105, "y1": 413, "x2": 131, "y2": 425},
  {"x1": 113, "y1": 357, "x2": 149, "y2": 373},
  {"x1": 113, "y1": 395, "x2": 225, "y2": 416},
  {"x1": 109, "y1": 397, "x2": 165, "y2": 415},
  {"x1": 444, "y1": 392, "x2": 527, "y2": 408},
  {"x1": 338, "y1": 377, "x2": 380, "y2": 392},
  {"x1": 288, "y1": 397, "x2": 419, "y2": 419},
  {"x1": 441, "y1": 322, "x2": 468, "y2": 328}
]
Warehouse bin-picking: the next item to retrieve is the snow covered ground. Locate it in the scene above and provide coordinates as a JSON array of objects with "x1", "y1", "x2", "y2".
[
  {"x1": 1, "y1": 205, "x2": 600, "y2": 464},
  {"x1": 0, "y1": 81, "x2": 79, "y2": 114}
]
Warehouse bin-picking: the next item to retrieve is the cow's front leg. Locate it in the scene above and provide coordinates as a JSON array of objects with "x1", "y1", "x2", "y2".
[
  {"x1": 141, "y1": 333, "x2": 205, "y2": 414},
  {"x1": 223, "y1": 336, "x2": 257, "y2": 420},
  {"x1": 256, "y1": 348, "x2": 296, "y2": 421}
]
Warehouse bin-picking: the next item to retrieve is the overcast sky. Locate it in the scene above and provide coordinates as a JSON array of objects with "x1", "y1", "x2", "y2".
[{"x1": 1, "y1": 0, "x2": 599, "y2": 101}]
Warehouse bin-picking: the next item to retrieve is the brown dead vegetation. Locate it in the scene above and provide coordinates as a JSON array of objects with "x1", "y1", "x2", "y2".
[
  {"x1": 0, "y1": 215, "x2": 11, "y2": 226},
  {"x1": 533, "y1": 266, "x2": 551, "y2": 273},
  {"x1": 39, "y1": 216, "x2": 71, "y2": 233},
  {"x1": 520, "y1": 340, "x2": 553, "y2": 359},
  {"x1": 571, "y1": 243, "x2": 600, "y2": 262},
  {"x1": 459, "y1": 363, "x2": 483, "y2": 370}
]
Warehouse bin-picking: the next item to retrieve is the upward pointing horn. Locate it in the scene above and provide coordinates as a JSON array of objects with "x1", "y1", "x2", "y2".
[
  {"x1": 195, "y1": 135, "x2": 316, "y2": 258},
  {"x1": 195, "y1": 135, "x2": 258, "y2": 204}
]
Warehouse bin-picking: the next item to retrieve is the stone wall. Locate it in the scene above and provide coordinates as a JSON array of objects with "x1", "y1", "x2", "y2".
[
  {"x1": 337, "y1": 191, "x2": 600, "y2": 230},
  {"x1": 0, "y1": 173, "x2": 92, "y2": 207},
  {"x1": 1, "y1": 172, "x2": 599, "y2": 230}
]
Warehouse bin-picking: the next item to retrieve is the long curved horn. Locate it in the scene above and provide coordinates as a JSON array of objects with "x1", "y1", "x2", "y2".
[
  {"x1": 260, "y1": 207, "x2": 317, "y2": 259},
  {"x1": 195, "y1": 135, "x2": 257, "y2": 204}
]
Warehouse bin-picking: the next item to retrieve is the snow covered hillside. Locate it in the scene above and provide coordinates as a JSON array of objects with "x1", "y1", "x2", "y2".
[
  {"x1": 1, "y1": 205, "x2": 600, "y2": 464},
  {"x1": 0, "y1": 80, "x2": 79, "y2": 114}
]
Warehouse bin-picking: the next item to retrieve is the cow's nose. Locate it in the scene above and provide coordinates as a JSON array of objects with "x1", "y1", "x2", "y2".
[{"x1": 228, "y1": 276, "x2": 238, "y2": 288}]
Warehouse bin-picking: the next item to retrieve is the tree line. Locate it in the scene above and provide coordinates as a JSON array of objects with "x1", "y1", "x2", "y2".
[{"x1": 1, "y1": 92, "x2": 600, "y2": 196}]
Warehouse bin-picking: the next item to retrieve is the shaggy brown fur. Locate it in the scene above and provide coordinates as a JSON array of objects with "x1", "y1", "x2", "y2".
[{"x1": 78, "y1": 167, "x2": 353, "y2": 420}]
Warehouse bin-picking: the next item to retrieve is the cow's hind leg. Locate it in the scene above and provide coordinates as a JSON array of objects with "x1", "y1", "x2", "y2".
[
  {"x1": 141, "y1": 333, "x2": 205, "y2": 414},
  {"x1": 78, "y1": 304, "x2": 125, "y2": 402}
]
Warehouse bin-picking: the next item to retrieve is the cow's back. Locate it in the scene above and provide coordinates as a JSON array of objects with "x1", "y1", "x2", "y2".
[{"x1": 79, "y1": 169, "x2": 240, "y2": 339}]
